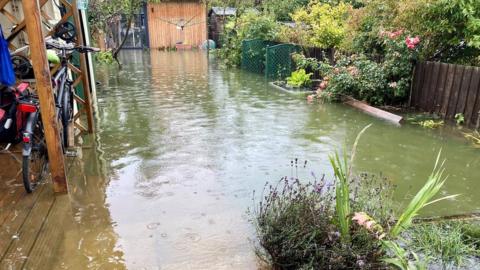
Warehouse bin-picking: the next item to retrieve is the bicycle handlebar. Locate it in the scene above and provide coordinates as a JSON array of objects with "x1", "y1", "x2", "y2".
[{"x1": 45, "y1": 40, "x2": 99, "y2": 53}]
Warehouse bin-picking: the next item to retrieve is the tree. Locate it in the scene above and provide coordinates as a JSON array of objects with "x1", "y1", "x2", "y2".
[{"x1": 88, "y1": 0, "x2": 159, "y2": 67}]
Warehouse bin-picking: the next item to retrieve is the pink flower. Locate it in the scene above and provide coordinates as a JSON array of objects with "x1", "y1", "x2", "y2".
[
  {"x1": 365, "y1": 220, "x2": 375, "y2": 229},
  {"x1": 381, "y1": 29, "x2": 404, "y2": 39},
  {"x1": 352, "y1": 212, "x2": 370, "y2": 226},
  {"x1": 307, "y1": 95, "x2": 314, "y2": 103},
  {"x1": 406, "y1": 36, "x2": 421, "y2": 49},
  {"x1": 319, "y1": 81, "x2": 328, "y2": 89}
]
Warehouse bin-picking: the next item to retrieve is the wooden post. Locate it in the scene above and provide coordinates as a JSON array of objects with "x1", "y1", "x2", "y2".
[
  {"x1": 72, "y1": 0, "x2": 95, "y2": 133},
  {"x1": 22, "y1": 0, "x2": 68, "y2": 193}
]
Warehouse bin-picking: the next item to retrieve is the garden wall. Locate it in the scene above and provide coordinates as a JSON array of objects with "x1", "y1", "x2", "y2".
[{"x1": 411, "y1": 61, "x2": 480, "y2": 128}]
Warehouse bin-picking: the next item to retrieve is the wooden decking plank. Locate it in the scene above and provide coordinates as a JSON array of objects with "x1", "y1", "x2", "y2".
[
  {"x1": 0, "y1": 185, "x2": 24, "y2": 228},
  {"x1": 0, "y1": 183, "x2": 47, "y2": 260},
  {"x1": 0, "y1": 185, "x2": 54, "y2": 268},
  {"x1": 0, "y1": 153, "x2": 24, "y2": 227},
  {"x1": 23, "y1": 194, "x2": 71, "y2": 269}
]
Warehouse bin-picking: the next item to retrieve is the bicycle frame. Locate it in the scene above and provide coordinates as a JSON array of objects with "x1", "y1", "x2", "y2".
[
  {"x1": 52, "y1": 46, "x2": 73, "y2": 111},
  {"x1": 53, "y1": 65, "x2": 70, "y2": 109}
]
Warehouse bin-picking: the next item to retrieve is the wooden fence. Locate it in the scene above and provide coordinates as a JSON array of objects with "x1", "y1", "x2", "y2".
[
  {"x1": 147, "y1": 1, "x2": 207, "y2": 49},
  {"x1": 410, "y1": 61, "x2": 480, "y2": 128}
]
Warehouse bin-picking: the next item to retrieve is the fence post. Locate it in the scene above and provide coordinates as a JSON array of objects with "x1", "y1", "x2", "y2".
[{"x1": 22, "y1": 0, "x2": 68, "y2": 193}]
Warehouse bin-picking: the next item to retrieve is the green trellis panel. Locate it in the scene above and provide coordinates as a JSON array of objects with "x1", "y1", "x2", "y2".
[
  {"x1": 265, "y1": 44, "x2": 300, "y2": 80},
  {"x1": 241, "y1": 39, "x2": 277, "y2": 74}
]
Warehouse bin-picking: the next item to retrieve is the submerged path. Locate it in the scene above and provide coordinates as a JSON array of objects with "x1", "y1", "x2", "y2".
[{"x1": 1, "y1": 50, "x2": 479, "y2": 269}]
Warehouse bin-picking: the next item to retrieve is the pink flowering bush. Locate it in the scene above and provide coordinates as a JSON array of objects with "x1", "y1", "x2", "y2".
[
  {"x1": 312, "y1": 28, "x2": 420, "y2": 105},
  {"x1": 405, "y1": 36, "x2": 421, "y2": 49},
  {"x1": 382, "y1": 30, "x2": 420, "y2": 101}
]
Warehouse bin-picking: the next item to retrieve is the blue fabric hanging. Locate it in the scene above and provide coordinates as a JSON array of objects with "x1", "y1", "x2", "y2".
[{"x1": 0, "y1": 25, "x2": 15, "y2": 86}]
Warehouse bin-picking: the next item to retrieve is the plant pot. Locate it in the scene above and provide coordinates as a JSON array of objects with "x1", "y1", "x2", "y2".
[{"x1": 269, "y1": 81, "x2": 315, "y2": 95}]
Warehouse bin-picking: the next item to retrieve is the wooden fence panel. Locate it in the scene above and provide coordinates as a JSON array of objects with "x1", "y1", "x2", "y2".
[
  {"x1": 440, "y1": 64, "x2": 455, "y2": 116},
  {"x1": 411, "y1": 61, "x2": 480, "y2": 128},
  {"x1": 465, "y1": 67, "x2": 480, "y2": 126},
  {"x1": 455, "y1": 67, "x2": 473, "y2": 116},
  {"x1": 433, "y1": 63, "x2": 449, "y2": 115},
  {"x1": 147, "y1": 2, "x2": 207, "y2": 49},
  {"x1": 446, "y1": 65, "x2": 465, "y2": 119}
]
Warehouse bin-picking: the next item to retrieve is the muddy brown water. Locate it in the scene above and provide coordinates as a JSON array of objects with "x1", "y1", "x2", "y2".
[{"x1": 18, "y1": 51, "x2": 480, "y2": 269}]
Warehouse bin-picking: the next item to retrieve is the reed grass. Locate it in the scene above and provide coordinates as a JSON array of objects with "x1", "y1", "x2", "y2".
[{"x1": 329, "y1": 124, "x2": 371, "y2": 241}]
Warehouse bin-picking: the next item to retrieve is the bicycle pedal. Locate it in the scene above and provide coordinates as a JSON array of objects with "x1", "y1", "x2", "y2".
[{"x1": 65, "y1": 149, "x2": 77, "y2": 157}]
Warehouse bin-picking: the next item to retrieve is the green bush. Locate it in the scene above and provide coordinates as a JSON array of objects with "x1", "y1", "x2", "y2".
[
  {"x1": 95, "y1": 51, "x2": 114, "y2": 64},
  {"x1": 321, "y1": 55, "x2": 389, "y2": 105},
  {"x1": 291, "y1": 2, "x2": 351, "y2": 48},
  {"x1": 217, "y1": 11, "x2": 279, "y2": 67},
  {"x1": 316, "y1": 31, "x2": 418, "y2": 105},
  {"x1": 394, "y1": 0, "x2": 480, "y2": 65},
  {"x1": 261, "y1": 0, "x2": 309, "y2": 21},
  {"x1": 286, "y1": 69, "x2": 312, "y2": 88},
  {"x1": 345, "y1": 0, "x2": 480, "y2": 66}
]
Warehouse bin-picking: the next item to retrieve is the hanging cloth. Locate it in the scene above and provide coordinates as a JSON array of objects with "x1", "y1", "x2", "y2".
[{"x1": 0, "y1": 25, "x2": 15, "y2": 86}]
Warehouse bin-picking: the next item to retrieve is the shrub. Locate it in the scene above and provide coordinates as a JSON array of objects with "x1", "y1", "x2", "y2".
[
  {"x1": 291, "y1": 2, "x2": 351, "y2": 48},
  {"x1": 217, "y1": 11, "x2": 279, "y2": 67},
  {"x1": 261, "y1": 0, "x2": 309, "y2": 21},
  {"x1": 253, "y1": 174, "x2": 389, "y2": 269},
  {"x1": 95, "y1": 51, "x2": 114, "y2": 64},
  {"x1": 316, "y1": 31, "x2": 419, "y2": 105},
  {"x1": 320, "y1": 55, "x2": 389, "y2": 105},
  {"x1": 286, "y1": 69, "x2": 312, "y2": 88},
  {"x1": 394, "y1": 0, "x2": 480, "y2": 65}
]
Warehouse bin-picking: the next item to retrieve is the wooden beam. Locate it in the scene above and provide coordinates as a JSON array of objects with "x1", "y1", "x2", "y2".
[
  {"x1": 343, "y1": 97, "x2": 404, "y2": 124},
  {"x1": 22, "y1": 0, "x2": 68, "y2": 193},
  {"x1": 6, "y1": 0, "x2": 48, "y2": 42},
  {"x1": 72, "y1": 0, "x2": 95, "y2": 133},
  {"x1": 0, "y1": 0, "x2": 10, "y2": 10}
]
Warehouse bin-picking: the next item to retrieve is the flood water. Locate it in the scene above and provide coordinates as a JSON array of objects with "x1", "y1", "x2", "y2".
[{"x1": 53, "y1": 51, "x2": 479, "y2": 269}]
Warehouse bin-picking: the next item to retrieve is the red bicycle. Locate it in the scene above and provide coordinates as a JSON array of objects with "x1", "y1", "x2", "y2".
[{"x1": 0, "y1": 83, "x2": 47, "y2": 193}]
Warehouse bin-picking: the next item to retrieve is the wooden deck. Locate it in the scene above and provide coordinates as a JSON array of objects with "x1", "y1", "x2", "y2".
[{"x1": 0, "y1": 144, "x2": 71, "y2": 269}]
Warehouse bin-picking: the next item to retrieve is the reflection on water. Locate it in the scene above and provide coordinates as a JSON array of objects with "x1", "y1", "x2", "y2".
[{"x1": 51, "y1": 50, "x2": 479, "y2": 269}]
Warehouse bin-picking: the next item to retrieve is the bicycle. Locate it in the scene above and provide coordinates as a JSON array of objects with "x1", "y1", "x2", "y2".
[
  {"x1": 45, "y1": 39, "x2": 99, "y2": 150},
  {"x1": 0, "y1": 83, "x2": 47, "y2": 193}
]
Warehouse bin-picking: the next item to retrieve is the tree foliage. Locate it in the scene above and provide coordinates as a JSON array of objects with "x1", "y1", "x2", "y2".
[
  {"x1": 291, "y1": 2, "x2": 351, "y2": 48},
  {"x1": 261, "y1": 0, "x2": 309, "y2": 21}
]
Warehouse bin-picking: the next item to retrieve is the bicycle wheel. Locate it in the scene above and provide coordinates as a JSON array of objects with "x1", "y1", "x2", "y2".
[
  {"x1": 61, "y1": 87, "x2": 73, "y2": 148},
  {"x1": 22, "y1": 123, "x2": 48, "y2": 193}
]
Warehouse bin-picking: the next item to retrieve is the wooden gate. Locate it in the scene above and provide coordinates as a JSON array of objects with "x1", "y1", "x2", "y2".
[
  {"x1": 147, "y1": 1, "x2": 207, "y2": 49},
  {"x1": 411, "y1": 61, "x2": 480, "y2": 128}
]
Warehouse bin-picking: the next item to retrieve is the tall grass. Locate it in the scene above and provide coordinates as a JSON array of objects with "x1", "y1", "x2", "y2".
[
  {"x1": 409, "y1": 222, "x2": 478, "y2": 267},
  {"x1": 390, "y1": 151, "x2": 459, "y2": 237},
  {"x1": 330, "y1": 124, "x2": 371, "y2": 241}
]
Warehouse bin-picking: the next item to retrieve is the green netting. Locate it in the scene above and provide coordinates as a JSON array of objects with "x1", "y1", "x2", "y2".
[
  {"x1": 265, "y1": 44, "x2": 300, "y2": 80},
  {"x1": 241, "y1": 39, "x2": 277, "y2": 74}
]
